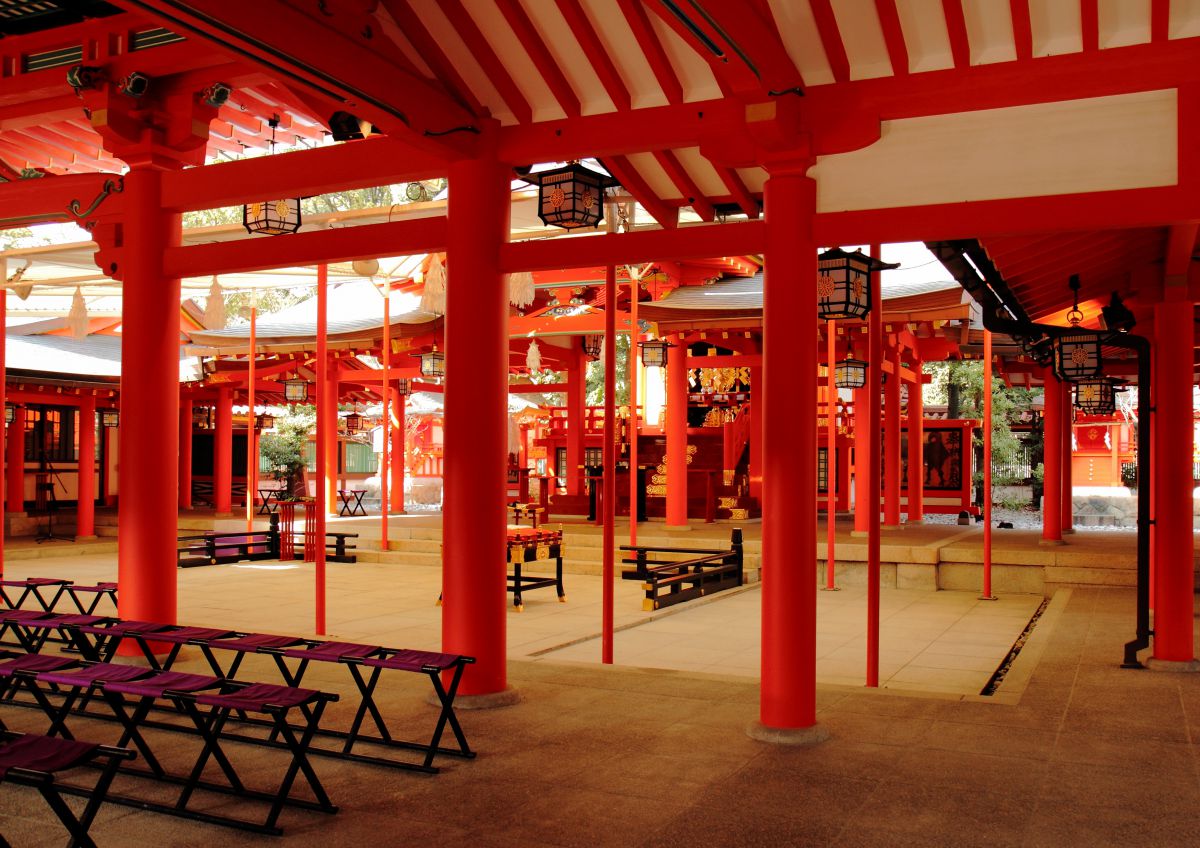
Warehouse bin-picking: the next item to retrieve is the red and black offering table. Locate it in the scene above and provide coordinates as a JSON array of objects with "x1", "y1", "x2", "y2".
[{"x1": 506, "y1": 526, "x2": 566, "y2": 611}]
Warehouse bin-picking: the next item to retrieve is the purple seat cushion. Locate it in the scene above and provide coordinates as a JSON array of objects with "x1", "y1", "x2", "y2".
[
  {"x1": 76, "y1": 620, "x2": 172, "y2": 637},
  {"x1": 206, "y1": 633, "x2": 303, "y2": 652},
  {"x1": 0, "y1": 734, "x2": 96, "y2": 780},
  {"x1": 359, "y1": 649, "x2": 463, "y2": 673},
  {"x1": 25, "y1": 614, "x2": 107, "y2": 629},
  {"x1": 0, "y1": 578, "x2": 68, "y2": 588},
  {"x1": 192, "y1": 683, "x2": 320, "y2": 712},
  {"x1": 38, "y1": 663, "x2": 150, "y2": 688},
  {"x1": 0, "y1": 655, "x2": 76, "y2": 678},
  {"x1": 281, "y1": 641, "x2": 381, "y2": 662},
  {"x1": 149, "y1": 627, "x2": 235, "y2": 645},
  {"x1": 0, "y1": 610, "x2": 53, "y2": 623},
  {"x1": 104, "y1": 671, "x2": 221, "y2": 698},
  {"x1": 72, "y1": 582, "x2": 118, "y2": 593}
]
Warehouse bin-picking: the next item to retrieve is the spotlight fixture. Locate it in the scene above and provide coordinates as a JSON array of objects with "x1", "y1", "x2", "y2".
[
  {"x1": 66, "y1": 65, "x2": 103, "y2": 93},
  {"x1": 1100, "y1": 291, "x2": 1136, "y2": 334},
  {"x1": 200, "y1": 82, "x2": 232, "y2": 108},
  {"x1": 329, "y1": 110, "x2": 375, "y2": 141},
  {"x1": 117, "y1": 71, "x2": 150, "y2": 98}
]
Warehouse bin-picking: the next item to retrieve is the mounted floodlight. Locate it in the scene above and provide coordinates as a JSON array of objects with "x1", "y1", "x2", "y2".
[
  {"x1": 639, "y1": 339, "x2": 673, "y2": 368},
  {"x1": 201, "y1": 82, "x2": 232, "y2": 108},
  {"x1": 100, "y1": 409, "x2": 119, "y2": 428},
  {"x1": 117, "y1": 71, "x2": 150, "y2": 98},
  {"x1": 1100, "y1": 291, "x2": 1136, "y2": 334},
  {"x1": 582, "y1": 335, "x2": 603, "y2": 359},
  {"x1": 1074, "y1": 377, "x2": 1116, "y2": 414},
  {"x1": 66, "y1": 65, "x2": 103, "y2": 93},
  {"x1": 282, "y1": 379, "x2": 308, "y2": 402},
  {"x1": 329, "y1": 110, "x2": 375, "y2": 141},
  {"x1": 531, "y1": 162, "x2": 617, "y2": 230},
  {"x1": 816, "y1": 248, "x2": 899, "y2": 320}
]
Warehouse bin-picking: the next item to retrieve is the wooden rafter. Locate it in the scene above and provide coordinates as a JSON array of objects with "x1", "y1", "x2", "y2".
[
  {"x1": 808, "y1": 0, "x2": 851, "y2": 83},
  {"x1": 874, "y1": 0, "x2": 909, "y2": 76},
  {"x1": 1151, "y1": 0, "x2": 1170, "y2": 42},
  {"x1": 1081, "y1": 0, "x2": 1099, "y2": 52},
  {"x1": 717, "y1": 168, "x2": 759, "y2": 219},
  {"x1": 441, "y1": 0, "x2": 533, "y2": 125},
  {"x1": 496, "y1": 0, "x2": 581, "y2": 118},
  {"x1": 617, "y1": 0, "x2": 682, "y2": 104},
  {"x1": 671, "y1": 0, "x2": 806, "y2": 93},
  {"x1": 603, "y1": 154, "x2": 678, "y2": 228},
  {"x1": 1010, "y1": 0, "x2": 1033, "y2": 61},
  {"x1": 378, "y1": 0, "x2": 485, "y2": 117},
  {"x1": 942, "y1": 0, "x2": 971, "y2": 69},
  {"x1": 555, "y1": 0, "x2": 632, "y2": 111},
  {"x1": 652, "y1": 150, "x2": 715, "y2": 221}
]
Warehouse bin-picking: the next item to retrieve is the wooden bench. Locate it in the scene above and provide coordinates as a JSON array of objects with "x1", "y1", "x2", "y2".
[
  {"x1": 620, "y1": 528, "x2": 744, "y2": 611},
  {"x1": 177, "y1": 530, "x2": 279, "y2": 568},
  {"x1": 292, "y1": 532, "x2": 358, "y2": 563}
]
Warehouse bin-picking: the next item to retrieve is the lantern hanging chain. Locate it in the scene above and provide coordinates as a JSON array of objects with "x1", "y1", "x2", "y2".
[{"x1": 1066, "y1": 273, "x2": 1083, "y2": 326}]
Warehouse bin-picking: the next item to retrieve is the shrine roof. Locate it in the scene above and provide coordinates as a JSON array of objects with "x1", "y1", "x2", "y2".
[{"x1": 5, "y1": 328, "x2": 192, "y2": 381}]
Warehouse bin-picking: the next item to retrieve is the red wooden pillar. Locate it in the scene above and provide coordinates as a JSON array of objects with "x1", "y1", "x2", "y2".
[
  {"x1": 117, "y1": 166, "x2": 181, "y2": 625},
  {"x1": 666, "y1": 334, "x2": 688, "y2": 528},
  {"x1": 852, "y1": 386, "x2": 869, "y2": 534},
  {"x1": 758, "y1": 168, "x2": 819, "y2": 733},
  {"x1": 325, "y1": 367, "x2": 338, "y2": 515},
  {"x1": 906, "y1": 358, "x2": 924, "y2": 522},
  {"x1": 0, "y1": 287, "x2": 5, "y2": 573},
  {"x1": 566, "y1": 347, "x2": 585, "y2": 496},
  {"x1": 6, "y1": 409, "x2": 21, "y2": 514},
  {"x1": 981, "y1": 331, "x2": 995, "y2": 599},
  {"x1": 866, "y1": 244, "x2": 883, "y2": 686},
  {"x1": 1041, "y1": 369, "x2": 1063, "y2": 544},
  {"x1": 391, "y1": 393, "x2": 406, "y2": 514},
  {"x1": 824, "y1": 322, "x2": 837, "y2": 590},
  {"x1": 214, "y1": 386, "x2": 233, "y2": 515},
  {"x1": 602, "y1": 264, "x2": 616, "y2": 663},
  {"x1": 442, "y1": 155, "x2": 510, "y2": 697},
  {"x1": 749, "y1": 365, "x2": 762, "y2": 502},
  {"x1": 883, "y1": 343, "x2": 902, "y2": 528},
  {"x1": 1152, "y1": 298, "x2": 1195, "y2": 661},
  {"x1": 179, "y1": 399, "x2": 192, "y2": 510},
  {"x1": 76, "y1": 396, "x2": 96, "y2": 538},
  {"x1": 1060, "y1": 382, "x2": 1074, "y2": 533}
]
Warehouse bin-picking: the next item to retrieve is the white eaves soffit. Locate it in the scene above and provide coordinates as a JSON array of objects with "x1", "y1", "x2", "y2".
[{"x1": 810, "y1": 89, "x2": 1177, "y2": 212}]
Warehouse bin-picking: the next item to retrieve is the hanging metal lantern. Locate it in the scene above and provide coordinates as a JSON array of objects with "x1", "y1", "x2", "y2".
[
  {"x1": 1074, "y1": 377, "x2": 1116, "y2": 414},
  {"x1": 345, "y1": 411, "x2": 362, "y2": 433},
  {"x1": 581, "y1": 334, "x2": 603, "y2": 359},
  {"x1": 639, "y1": 339, "x2": 673, "y2": 368},
  {"x1": 256, "y1": 413, "x2": 275, "y2": 430},
  {"x1": 534, "y1": 162, "x2": 616, "y2": 230},
  {"x1": 395, "y1": 377, "x2": 411, "y2": 397},
  {"x1": 1052, "y1": 331, "x2": 1103, "y2": 382},
  {"x1": 282, "y1": 379, "x2": 308, "y2": 402},
  {"x1": 192, "y1": 406, "x2": 213, "y2": 429},
  {"x1": 3, "y1": 404, "x2": 14, "y2": 425},
  {"x1": 834, "y1": 356, "x2": 868, "y2": 389},
  {"x1": 414, "y1": 345, "x2": 445, "y2": 379},
  {"x1": 243, "y1": 198, "x2": 301, "y2": 235},
  {"x1": 816, "y1": 248, "x2": 898, "y2": 320},
  {"x1": 100, "y1": 409, "x2": 119, "y2": 428}
]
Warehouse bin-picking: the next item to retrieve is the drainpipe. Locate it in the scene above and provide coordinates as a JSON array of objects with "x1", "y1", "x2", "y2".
[{"x1": 929, "y1": 240, "x2": 1152, "y2": 668}]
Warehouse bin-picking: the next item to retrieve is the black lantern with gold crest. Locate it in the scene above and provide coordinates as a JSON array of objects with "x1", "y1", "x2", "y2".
[
  {"x1": 816, "y1": 248, "x2": 898, "y2": 320},
  {"x1": 533, "y1": 162, "x2": 616, "y2": 230}
]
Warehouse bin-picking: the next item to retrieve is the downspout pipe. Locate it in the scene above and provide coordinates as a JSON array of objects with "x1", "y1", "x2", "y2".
[{"x1": 929, "y1": 240, "x2": 1151, "y2": 668}]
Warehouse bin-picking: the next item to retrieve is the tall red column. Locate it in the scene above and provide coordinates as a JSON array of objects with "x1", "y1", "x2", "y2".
[
  {"x1": 0, "y1": 287, "x2": 5, "y2": 573},
  {"x1": 325, "y1": 367, "x2": 338, "y2": 515},
  {"x1": 1060, "y1": 382, "x2": 1074, "y2": 533},
  {"x1": 213, "y1": 386, "x2": 233, "y2": 515},
  {"x1": 602, "y1": 264, "x2": 616, "y2": 662},
  {"x1": 76, "y1": 396, "x2": 96, "y2": 538},
  {"x1": 391, "y1": 393, "x2": 406, "y2": 514},
  {"x1": 118, "y1": 166, "x2": 181, "y2": 625},
  {"x1": 1152, "y1": 298, "x2": 1195, "y2": 661},
  {"x1": 749, "y1": 364, "x2": 762, "y2": 501},
  {"x1": 565, "y1": 348, "x2": 585, "y2": 496},
  {"x1": 757, "y1": 168, "x2": 820, "y2": 734},
  {"x1": 852, "y1": 385, "x2": 869, "y2": 535},
  {"x1": 883, "y1": 344, "x2": 902, "y2": 528},
  {"x1": 1041, "y1": 369, "x2": 1063, "y2": 544},
  {"x1": 6, "y1": 409, "x2": 23, "y2": 514},
  {"x1": 907, "y1": 359, "x2": 924, "y2": 522},
  {"x1": 442, "y1": 155, "x2": 510, "y2": 697},
  {"x1": 179, "y1": 399, "x2": 192, "y2": 510},
  {"x1": 981, "y1": 331, "x2": 995, "y2": 599},
  {"x1": 665, "y1": 335, "x2": 688, "y2": 528}
]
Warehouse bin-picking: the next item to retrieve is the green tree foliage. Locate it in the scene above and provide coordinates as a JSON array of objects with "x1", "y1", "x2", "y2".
[
  {"x1": 924, "y1": 360, "x2": 1039, "y2": 485},
  {"x1": 585, "y1": 333, "x2": 631, "y2": 407},
  {"x1": 259, "y1": 406, "x2": 315, "y2": 499}
]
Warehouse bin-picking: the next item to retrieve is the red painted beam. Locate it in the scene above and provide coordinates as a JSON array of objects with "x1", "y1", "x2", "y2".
[
  {"x1": 717, "y1": 167, "x2": 760, "y2": 219},
  {"x1": 942, "y1": 0, "x2": 971, "y2": 68},
  {"x1": 653, "y1": 149, "x2": 716, "y2": 221},
  {"x1": 117, "y1": 0, "x2": 479, "y2": 153},
  {"x1": 1152, "y1": 0, "x2": 1170, "y2": 42},
  {"x1": 0, "y1": 172, "x2": 122, "y2": 227},
  {"x1": 496, "y1": 0, "x2": 581, "y2": 118},
  {"x1": 442, "y1": 0, "x2": 532, "y2": 125},
  {"x1": 603, "y1": 154, "x2": 678, "y2": 228},
  {"x1": 1165, "y1": 223, "x2": 1198, "y2": 278},
  {"x1": 875, "y1": 0, "x2": 910, "y2": 76},
  {"x1": 809, "y1": 0, "x2": 851, "y2": 83},
  {"x1": 1081, "y1": 0, "x2": 1100, "y2": 52},
  {"x1": 554, "y1": 0, "x2": 632, "y2": 111},
  {"x1": 617, "y1": 0, "x2": 683, "y2": 104},
  {"x1": 164, "y1": 216, "x2": 447, "y2": 278},
  {"x1": 1010, "y1": 0, "x2": 1033, "y2": 61},
  {"x1": 502, "y1": 221, "x2": 765, "y2": 271}
]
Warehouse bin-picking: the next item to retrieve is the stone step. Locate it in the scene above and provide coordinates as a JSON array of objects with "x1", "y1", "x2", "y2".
[{"x1": 6, "y1": 540, "x2": 119, "y2": 561}]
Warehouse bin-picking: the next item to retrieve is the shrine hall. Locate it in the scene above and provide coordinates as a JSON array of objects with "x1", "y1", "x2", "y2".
[{"x1": 0, "y1": 1, "x2": 1198, "y2": 846}]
